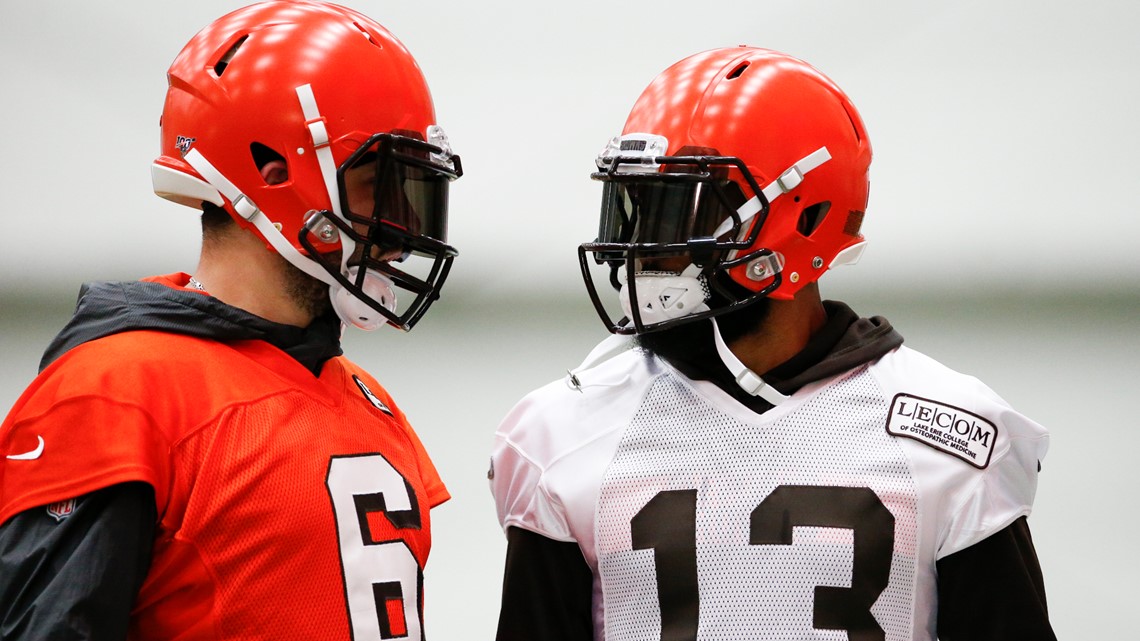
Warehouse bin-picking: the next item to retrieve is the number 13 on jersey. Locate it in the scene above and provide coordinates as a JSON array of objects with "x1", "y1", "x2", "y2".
[{"x1": 629, "y1": 484, "x2": 895, "y2": 641}]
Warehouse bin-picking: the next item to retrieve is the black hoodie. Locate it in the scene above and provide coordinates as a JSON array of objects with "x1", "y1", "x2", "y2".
[{"x1": 41, "y1": 276, "x2": 343, "y2": 375}]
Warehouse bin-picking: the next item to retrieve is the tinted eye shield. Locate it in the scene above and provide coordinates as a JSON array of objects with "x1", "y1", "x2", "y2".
[
  {"x1": 339, "y1": 131, "x2": 461, "y2": 251},
  {"x1": 584, "y1": 155, "x2": 770, "y2": 268}
]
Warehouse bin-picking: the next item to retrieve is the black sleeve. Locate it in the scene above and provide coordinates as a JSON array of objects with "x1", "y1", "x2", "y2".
[
  {"x1": 936, "y1": 516, "x2": 1056, "y2": 641},
  {"x1": 496, "y1": 526, "x2": 594, "y2": 641},
  {"x1": 0, "y1": 482, "x2": 157, "y2": 641}
]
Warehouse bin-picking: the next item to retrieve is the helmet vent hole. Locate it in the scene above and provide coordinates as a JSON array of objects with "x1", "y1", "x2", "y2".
[
  {"x1": 843, "y1": 106, "x2": 863, "y2": 142},
  {"x1": 844, "y1": 209, "x2": 866, "y2": 236},
  {"x1": 352, "y1": 22, "x2": 383, "y2": 49},
  {"x1": 213, "y1": 35, "x2": 249, "y2": 76},
  {"x1": 797, "y1": 201, "x2": 831, "y2": 237},
  {"x1": 727, "y1": 62, "x2": 750, "y2": 80}
]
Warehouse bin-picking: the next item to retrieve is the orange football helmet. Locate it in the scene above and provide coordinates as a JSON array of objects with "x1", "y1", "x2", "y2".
[
  {"x1": 580, "y1": 47, "x2": 871, "y2": 334},
  {"x1": 152, "y1": 1, "x2": 462, "y2": 330}
]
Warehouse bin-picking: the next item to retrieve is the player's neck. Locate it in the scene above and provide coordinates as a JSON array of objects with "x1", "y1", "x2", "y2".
[
  {"x1": 727, "y1": 284, "x2": 827, "y2": 375},
  {"x1": 193, "y1": 227, "x2": 315, "y2": 328}
]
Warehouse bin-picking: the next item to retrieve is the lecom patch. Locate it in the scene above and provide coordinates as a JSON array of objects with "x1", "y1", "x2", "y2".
[{"x1": 886, "y1": 393, "x2": 996, "y2": 468}]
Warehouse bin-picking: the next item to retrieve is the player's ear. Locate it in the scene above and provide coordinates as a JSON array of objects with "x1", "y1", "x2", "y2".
[{"x1": 260, "y1": 160, "x2": 288, "y2": 186}]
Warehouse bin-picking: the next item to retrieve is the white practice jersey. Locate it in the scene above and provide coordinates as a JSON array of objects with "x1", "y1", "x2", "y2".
[{"x1": 490, "y1": 345, "x2": 1048, "y2": 641}]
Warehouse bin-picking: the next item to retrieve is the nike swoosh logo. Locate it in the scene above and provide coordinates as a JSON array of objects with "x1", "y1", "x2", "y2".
[{"x1": 7, "y1": 435, "x2": 45, "y2": 460}]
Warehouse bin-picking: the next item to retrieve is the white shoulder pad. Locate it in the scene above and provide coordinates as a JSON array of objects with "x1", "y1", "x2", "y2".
[
  {"x1": 869, "y1": 346, "x2": 1050, "y2": 557},
  {"x1": 489, "y1": 349, "x2": 661, "y2": 542}
]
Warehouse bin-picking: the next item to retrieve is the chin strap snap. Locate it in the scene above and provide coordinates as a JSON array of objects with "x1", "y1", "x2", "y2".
[{"x1": 711, "y1": 317, "x2": 789, "y2": 405}]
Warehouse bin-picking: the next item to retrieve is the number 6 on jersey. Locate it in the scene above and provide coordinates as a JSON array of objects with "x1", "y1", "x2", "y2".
[{"x1": 327, "y1": 454, "x2": 424, "y2": 640}]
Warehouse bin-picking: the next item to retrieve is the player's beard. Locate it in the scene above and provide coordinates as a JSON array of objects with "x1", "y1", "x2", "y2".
[{"x1": 281, "y1": 254, "x2": 332, "y2": 320}]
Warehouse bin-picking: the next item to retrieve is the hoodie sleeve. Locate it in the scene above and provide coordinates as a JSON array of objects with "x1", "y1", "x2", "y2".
[
  {"x1": 935, "y1": 516, "x2": 1056, "y2": 640},
  {"x1": 0, "y1": 483, "x2": 156, "y2": 641}
]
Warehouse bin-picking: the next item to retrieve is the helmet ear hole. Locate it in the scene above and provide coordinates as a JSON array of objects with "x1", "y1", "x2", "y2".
[
  {"x1": 797, "y1": 201, "x2": 831, "y2": 237},
  {"x1": 250, "y1": 143, "x2": 287, "y2": 184}
]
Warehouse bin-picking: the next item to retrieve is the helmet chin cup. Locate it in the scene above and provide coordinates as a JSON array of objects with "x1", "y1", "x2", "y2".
[
  {"x1": 619, "y1": 266, "x2": 710, "y2": 326},
  {"x1": 331, "y1": 267, "x2": 398, "y2": 331}
]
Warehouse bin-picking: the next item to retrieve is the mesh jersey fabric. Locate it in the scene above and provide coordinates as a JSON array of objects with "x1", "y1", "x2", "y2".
[
  {"x1": 489, "y1": 345, "x2": 1048, "y2": 641},
  {"x1": 0, "y1": 276, "x2": 448, "y2": 641}
]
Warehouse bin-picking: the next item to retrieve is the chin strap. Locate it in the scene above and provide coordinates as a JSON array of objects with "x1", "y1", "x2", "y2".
[
  {"x1": 294, "y1": 83, "x2": 401, "y2": 332},
  {"x1": 295, "y1": 84, "x2": 358, "y2": 274},
  {"x1": 713, "y1": 146, "x2": 833, "y2": 239},
  {"x1": 182, "y1": 148, "x2": 336, "y2": 287},
  {"x1": 760, "y1": 146, "x2": 832, "y2": 204},
  {"x1": 710, "y1": 317, "x2": 789, "y2": 406}
]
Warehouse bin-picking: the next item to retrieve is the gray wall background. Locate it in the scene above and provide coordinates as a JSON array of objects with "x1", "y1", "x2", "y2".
[{"x1": 2, "y1": 1, "x2": 1138, "y2": 638}]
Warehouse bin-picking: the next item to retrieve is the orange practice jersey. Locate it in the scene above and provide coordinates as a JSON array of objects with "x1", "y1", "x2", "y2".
[{"x1": 0, "y1": 325, "x2": 448, "y2": 640}]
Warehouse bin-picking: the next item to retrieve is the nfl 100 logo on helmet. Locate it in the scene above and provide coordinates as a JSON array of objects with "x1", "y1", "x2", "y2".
[{"x1": 886, "y1": 393, "x2": 997, "y2": 468}]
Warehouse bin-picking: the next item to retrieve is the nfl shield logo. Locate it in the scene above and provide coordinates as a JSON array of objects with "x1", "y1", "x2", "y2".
[
  {"x1": 46, "y1": 499, "x2": 77, "y2": 522},
  {"x1": 353, "y1": 375, "x2": 394, "y2": 416}
]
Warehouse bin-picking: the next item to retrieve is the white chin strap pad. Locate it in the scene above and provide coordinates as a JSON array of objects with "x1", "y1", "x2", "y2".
[
  {"x1": 331, "y1": 267, "x2": 397, "y2": 331},
  {"x1": 619, "y1": 265, "x2": 710, "y2": 325}
]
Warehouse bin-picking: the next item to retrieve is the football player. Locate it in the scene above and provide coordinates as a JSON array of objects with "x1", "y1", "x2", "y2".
[
  {"x1": 0, "y1": 2, "x2": 459, "y2": 639},
  {"x1": 490, "y1": 47, "x2": 1056, "y2": 641}
]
